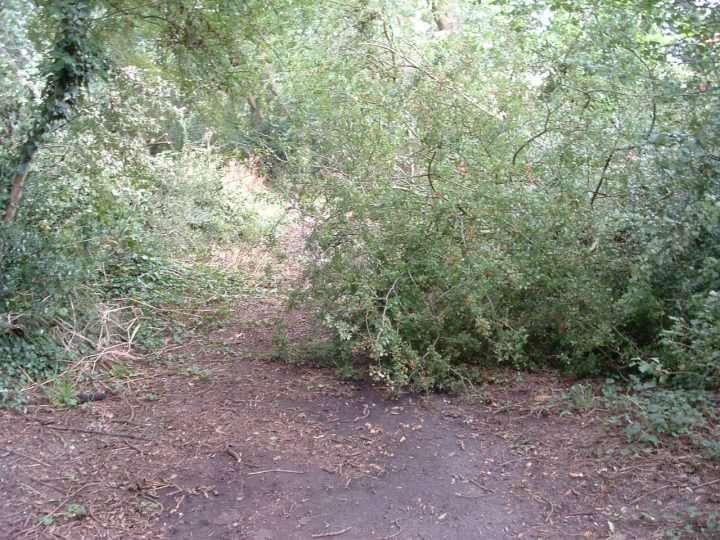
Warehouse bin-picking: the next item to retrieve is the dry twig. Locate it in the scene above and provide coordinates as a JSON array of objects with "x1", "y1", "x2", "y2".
[
  {"x1": 1, "y1": 447, "x2": 51, "y2": 468},
  {"x1": 630, "y1": 478, "x2": 720, "y2": 505},
  {"x1": 42, "y1": 425, "x2": 150, "y2": 441},
  {"x1": 311, "y1": 526, "x2": 352, "y2": 538},
  {"x1": 247, "y1": 468, "x2": 304, "y2": 476}
]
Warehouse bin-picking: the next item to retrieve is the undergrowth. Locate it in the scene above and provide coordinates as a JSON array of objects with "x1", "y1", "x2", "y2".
[
  {"x1": 0, "y1": 256, "x2": 248, "y2": 408},
  {"x1": 603, "y1": 379, "x2": 720, "y2": 460}
]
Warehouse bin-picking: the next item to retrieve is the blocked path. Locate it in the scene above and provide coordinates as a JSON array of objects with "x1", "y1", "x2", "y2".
[{"x1": 2, "y1": 225, "x2": 719, "y2": 539}]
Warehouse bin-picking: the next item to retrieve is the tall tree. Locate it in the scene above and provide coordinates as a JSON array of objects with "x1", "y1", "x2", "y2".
[{"x1": 3, "y1": 0, "x2": 100, "y2": 222}]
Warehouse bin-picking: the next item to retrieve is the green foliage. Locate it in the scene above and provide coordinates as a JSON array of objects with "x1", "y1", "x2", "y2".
[
  {"x1": 564, "y1": 383, "x2": 595, "y2": 412},
  {"x1": 270, "y1": 321, "x2": 291, "y2": 362},
  {"x1": 38, "y1": 515, "x2": 55, "y2": 527},
  {"x1": 0, "y1": 0, "x2": 274, "y2": 395},
  {"x1": 661, "y1": 291, "x2": 720, "y2": 388},
  {"x1": 603, "y1": 378, "x2": 719, "y2": 456},
  {"x1": 64, "y1": 503, "x2": 87, "y2": 520},
  {"x1": 38, "y1": 500, "x2": 89, "y2": 526},
  {"x1": 2, "y1": 0, "x2": 719, "y2": 401},
  {"x1": 621, "y1": 390, "x2": 711, "y2": 447},
  {"x1": 268, "y1": 320, "x2": 359, "y2": 377},
  {"x1": 45, "y1": 375, "x2": 79, "y2": 407},
  {"x1": 108, "y1": 362, "x2": 134, "y2": 380},
  {"x1": 257, "y1": 0, "x2": 720, "y2": 391},
  {"x1": 181, "y1": 365, "x2": 211, "y2": 381}
]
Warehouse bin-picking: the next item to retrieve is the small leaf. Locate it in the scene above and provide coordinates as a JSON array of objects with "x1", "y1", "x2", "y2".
[{"x1": 38, "y1": 515, "x2": 55, "y2": 526}]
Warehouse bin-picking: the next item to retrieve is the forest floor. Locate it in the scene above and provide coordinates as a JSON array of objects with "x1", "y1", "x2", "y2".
[{"x1": 1, "y1": 222, "x2": 719, "y2": 540}]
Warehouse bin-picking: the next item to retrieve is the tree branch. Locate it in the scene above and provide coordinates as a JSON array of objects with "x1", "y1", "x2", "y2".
[
  {"x1": 363, "y1": 41, "x2": 503, "y2": 121},
  {"x1": 512, "y1": 108, "x2": 552, "y2": 166},
  {"x1": 590, "y1": 147, "x2": 617, "y2": 208}
]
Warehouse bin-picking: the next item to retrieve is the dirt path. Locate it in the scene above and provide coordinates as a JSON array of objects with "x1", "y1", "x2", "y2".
[{"x1": 1, "y1": 229, "x2": 719, "y2": 539}]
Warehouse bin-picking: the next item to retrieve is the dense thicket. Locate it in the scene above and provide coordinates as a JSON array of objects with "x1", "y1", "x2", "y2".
[
  {"x1": 274, "y1": 0, "x2": 720, "y2": 390},
  {"x1": 1, "y1": 0, "x2": 718, "y2": 394}
]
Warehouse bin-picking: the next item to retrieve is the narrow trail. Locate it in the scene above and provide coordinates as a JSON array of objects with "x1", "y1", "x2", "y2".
[{"x1": 1, "y1": 226, "x2": 718, "y2": 539}]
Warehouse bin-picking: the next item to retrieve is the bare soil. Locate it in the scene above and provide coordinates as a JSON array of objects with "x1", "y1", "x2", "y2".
[{"x1": 1, "y1": 228, "x2": 719, "y2": 540}]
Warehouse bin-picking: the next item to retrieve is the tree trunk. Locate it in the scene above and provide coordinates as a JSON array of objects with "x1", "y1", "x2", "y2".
[
  {"x1": 1, "y1": 1, "x2": 96, "y2": 222},
  {"x1": 3, "y1": 134, "x2": 41, "y2": 223},
  {"x1": 4, "y1": 164, "x2": 32, "y2": 223},
  {"x1": 247, "y1": 95, "x2": 265, "y2": 128}
]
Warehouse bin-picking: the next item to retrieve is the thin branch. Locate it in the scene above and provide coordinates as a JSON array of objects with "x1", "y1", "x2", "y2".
[
  {"x1": 42, "y1": 425, "x2": 151, "y2": 442},
  {"x1": 0, "y1": 447, "x2": 51, "y2": 468},
  {"x1": 630, "y1": 478, "x2": 720, "y2": 505},
  {"x1": 363, "y1": 41, "x2": 503, "y2": 120},
  {"x1": 381, "y1": 18, "x2": 398, "y2": 81},
  {"x1": 590, "y1": 147, "x2": 617, "y2": 208},
  {"x1": 426, "y1": 149, "x2": 438, "y2": 194},
  {"x1": 312, "y1": 527, "x2": 352, "y2": 538},
  {"x1": 246, "y1": 469, "x2": 305, "y2": 476},
  {"x1": 512, "y1": 108, "x2": 552, "y2": 166},
  {"x1": 646, "y1": 100, "x2": 657, "y2": 140}
]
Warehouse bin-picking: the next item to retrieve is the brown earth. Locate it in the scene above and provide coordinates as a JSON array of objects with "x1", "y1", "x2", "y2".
[{"x1": 1, "y1": 227, "x2": 719, "y2": 540}]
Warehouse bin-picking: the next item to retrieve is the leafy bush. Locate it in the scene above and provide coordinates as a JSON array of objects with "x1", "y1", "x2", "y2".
[{"x1": 266, "y1": 0, "x2": 720, "y2": 391}]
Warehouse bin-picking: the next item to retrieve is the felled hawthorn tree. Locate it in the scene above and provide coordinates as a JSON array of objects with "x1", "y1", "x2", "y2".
[{"x1": 264, "y1": 0, "x2": 719, "y2": 390}]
